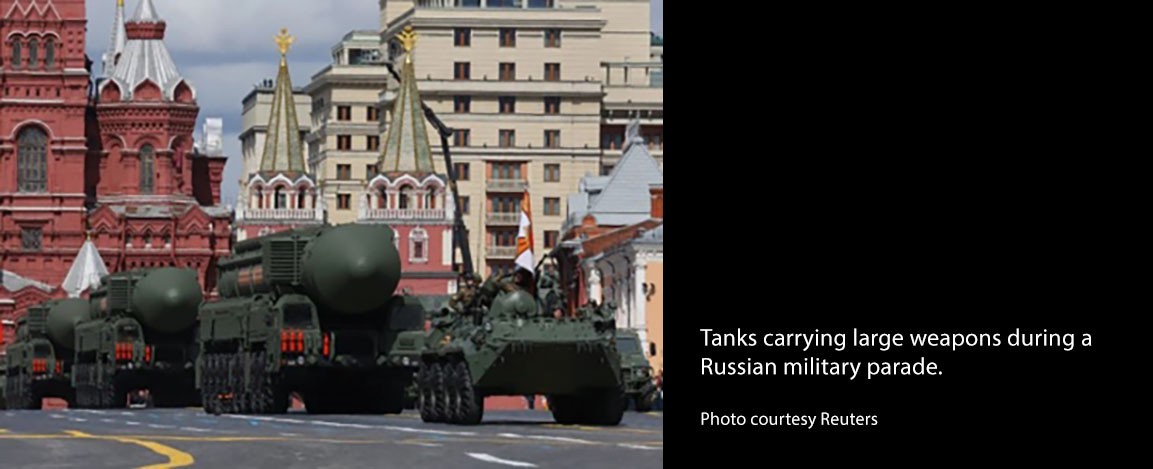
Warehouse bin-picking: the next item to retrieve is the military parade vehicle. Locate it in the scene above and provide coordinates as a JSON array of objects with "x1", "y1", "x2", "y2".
[
  {"x1": 197, "y1": 224, "x2": 424, "y2": 415},
  {"x1": 3, "y1": 299, "x2": 88, "y2": 409},
  {"x1": 418, "y1": 262, "x2": 626, "y2": 426},
  {"x1": 616, "y1": 329, "x2": 658, "y2": 412},
  {"x1": 72, "y1": 268, "x2": 204, "y2": 408}
]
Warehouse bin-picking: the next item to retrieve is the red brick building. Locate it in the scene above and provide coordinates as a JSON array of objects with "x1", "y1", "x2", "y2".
[{"x1": 1, "y1": 0, "x2": 230, "y2": 331}]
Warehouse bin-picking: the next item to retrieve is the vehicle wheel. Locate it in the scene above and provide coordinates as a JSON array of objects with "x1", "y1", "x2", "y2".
[
  {"x1": 418, "y1": 361, "x2": 436, "y2": 422},
  {"x1": 432, "y1": 362, "x2": 450, "y2": 423},
  {"x1": 549, "y1": 395, "x2": 582, "y2": 425},
  {"x1": 454, "y1": 361, "x2": 483, "y2": 425},
  {"x1": 582, "y1": 388, "x2": 625, "y2": 426}
]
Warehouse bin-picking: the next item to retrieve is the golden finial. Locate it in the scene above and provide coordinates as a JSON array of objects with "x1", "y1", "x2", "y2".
[
  {"x1": 118, "y1": 0, "x2": 125, "y2": 7},
  {"x1": 397, "y1": 25, "x2": 418, "y2": 63},
  {"x1": 275, "y1": 28, "x2": 295, "y2": 65}
]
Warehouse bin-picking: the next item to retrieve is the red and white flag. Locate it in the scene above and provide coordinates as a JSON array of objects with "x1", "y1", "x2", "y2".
[{"x1": 515, "y1": 190, "x2": 535, "y2": 275}]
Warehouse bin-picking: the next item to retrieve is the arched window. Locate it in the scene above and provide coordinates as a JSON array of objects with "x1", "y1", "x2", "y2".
[
  {"x1": 139, "y1": 145, "x2": 155, "y2": 194},
  {"x1": 274, "y1": 187, "x2": 286, "y2": 209},
  {"x1": 378, "y1": 187, "x2": 388, "y2": 209},
  {"x1": 17, "y1": 127, "x2": 48, "y2": 192},
  {"x1": 399, "y1": 187, "x2": 412, "y2": 209},
  {"x1": 11, "y1": 39, "x2": 22, "y2": 68},
  {"x1": 297, "y1": 190, "x2": 306, "y2": 209},
  {"x1": 254, "y1": 187, "x2": 264, "y2": 209},
  {"x1": 27, "y1": 38, "x2": 38, "y2": 68},
  {"x1": 44, "y1": 38, "x2": 55, "y2": 69},
  {"x1": 424, "y1": 188, "x2": 437, "y2": 209}
]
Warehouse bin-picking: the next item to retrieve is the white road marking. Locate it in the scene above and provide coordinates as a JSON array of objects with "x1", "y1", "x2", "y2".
[
  {"x1": 222, "y1": 415, "x2": 478, "y2": 437},
  {"x1": 617, "y1": 443, "x2": 662, "y2": 451},
  {"x1": 279, "y1": 433, "x2": 302, "y2": 437},
  {"x1": 179, "y1": 427, "x2": 214, "y2": 433},
  {"x1": 120, "y1": 412, "x2": 133, "y2": 416},
  {"x1": 126, "y1": 421, "x2": 141, "y2": 426},
  {"x1": 148, "y1": 424, "x2": 175, "y2": 429},
  {"x1": 100, "y1": 419, "x2": 115, "y2": 423},
  {"x1": 50, "y1": 414, "x2": 64, "y2": 419},
  {"x1": 496, "y1": 433, "x2": 595, "y2": 445},
  {"x1": 466, "y1": 453, "x2": 538, "y2": 468},
  {"x1": 68, "y1": 418, "x2": 88, "y2": 423},
  {"x1": 72, "y1": 409, "x2": 109, "y2": 415}
]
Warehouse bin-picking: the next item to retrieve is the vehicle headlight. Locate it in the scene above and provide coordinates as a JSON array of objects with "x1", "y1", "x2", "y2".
[
  {"x1": 297, "y1": 356, "x2": 305, "y2": 365},
  {"x1": 401, "y1": 356, "x2": 410, "y2": 366}
]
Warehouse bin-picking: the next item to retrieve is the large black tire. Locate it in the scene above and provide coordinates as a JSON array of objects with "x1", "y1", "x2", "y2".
[
  {"x1": 432, "y1": 362, "x2": 450, "y2": 423},
  {"x1": 452, "y1": 361, "x2": 483, "y2": 425},
  {"x1": 549, "y1": 395, "x2": 582, "y2": 425},
  {"x1": 582, "y1": 388, "x2": 626, "y2": 426},
  {"x1": 418, "y1": 361, "x2": 435, "y2": 422},
  {"x1": 419, "y1": 361, "x2": 445, "y2": 423}
]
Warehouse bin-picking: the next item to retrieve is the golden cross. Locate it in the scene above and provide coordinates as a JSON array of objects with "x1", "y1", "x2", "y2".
[
  {"x1": 397, "y1": 26, "x2": 418, "y2": 53},
  {"x1": 275, "y1": 28, "x2": 295, "y2": 57}
]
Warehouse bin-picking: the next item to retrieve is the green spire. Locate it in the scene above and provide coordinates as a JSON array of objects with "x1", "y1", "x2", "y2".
[
  {"x1": 260, "y1": 28, "x2": 305, "y2": 173},
  {"x1": 380, "y1": 26, "x2": 434, "y2": 174}
]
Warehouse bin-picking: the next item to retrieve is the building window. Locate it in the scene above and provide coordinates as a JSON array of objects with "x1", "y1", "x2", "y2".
[
  {"x1": 460, "y1": 196, "x2": 470, "y2": 215},
  {"x1": 274, "y1": 187, "x2": 287, "y2": 209},
  {"x1": 11, "y1": 39, "x2": 22, "y2": 68},
  {"x1": 544, "y1": 197, "x2": 560, "y2": 216},
  {"x1": 17, "y1": 126, "x2": 47, "y2": 193},
  {"x1": 21, "y1": 228, "x2": 42, "y2": 252},
  {"x1": 499, "y1": 96, "x2": 516, "y2": 114},
  {"x1": 139, "y1": 145, "x2": 155, "y2": 194},
  {"x1": 337, "y1": 193, "x2": 351, "y2": 210},
  {"x1": 493, "y1": 229, "x2": 517, "y2": 246},
  {"x1": 454, "y1": 96, "x2": 471, "y2": 113},
  {"x1": 499, "y1": 62, "x2": 515, "y2": 81},
  {"x1": 545, "y1": 63, "x2": 560, "y2": 81},
  {"x1": 544, "y1": 230, "x2": 558, "y2": 249},
  {"x1": 528, "y1": 0, "x2": 554, "y2": 7},
  {"x1": 27, "y1": 38, "x2": 38, "y2": 68},
  {"x1": 337, "y1": 106, "x2": 351, "y2": 121},
  {"x1": 454, "y1": 28, "x2": 471, "y2": 47},
  {"x1": 545, "y1": 29, "x2": 561, "y2": 48},
  {"x1": 367, "y1": 106, "x2": 380, "y2": 121},
  {"x1": 367, "y1": 164, "x2": 377, "y2": 179},
  {"x1": 453, "y1": 129, "x2": 470, "y2": 147},
  {"x1": 337, "y1": 164, "x2": 352, "y2": 180},
  {"x1": 544, "y1": 96, "x2": 561, "y2": 115},
  {"x1": 454, "y1": 62, "x2": 471, "y2": 80},
  {"x1": 602, "y1": 127, "x2": 624, "y2": 149},
  {"x1": 454, "y1": 162, "x2": 470, "y2": 181},
  {"x1": 410, "y1": 229, "x2": 428, "y2": 262},
  {"x1": 499, "y1": 129, "x2": 515, "y2": 148},
  {"x1": 337, "y1": 135, "x2": 352, "y2": 150},
  {"x1": 44, "y1": 38, "x2": 55, "y2": 69},
  {"x1": 491, "y1": 162, "x2": 523, "y2": 180},
  {"x1": 544, "y1": 163, "x2": 560, "y2": 182},
  {"x1": 424, "y1": 189, "x2": 438, "y2": 209},
  {"x1": 544, "y1": 130, "x2": 560, "y2": 149},
  {"x1": 500, "y1": 28, "x2": 516, "y2": 47},
  {"x1": 298, "y1": 191, "x2": 307, "y2": 209},
  {"x1": 399, "y1": 187, "x2": 412, "y2": 209},
  {"x1": 600, "y1": 165, "x2": 614, "y2": 176},
  {"x1": 367, "y1": 135, "x2": 380, "y2": 151}
]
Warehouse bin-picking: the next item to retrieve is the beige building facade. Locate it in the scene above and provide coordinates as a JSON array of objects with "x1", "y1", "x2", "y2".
[
  {"x1": 304, "y1": 30, "x2": 393, "y2": 225},
  {"x1": 374, "y1": 0, "x2": 663, "y2": 276}
]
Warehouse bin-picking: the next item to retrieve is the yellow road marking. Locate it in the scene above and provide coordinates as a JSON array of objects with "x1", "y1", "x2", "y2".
[
  {"x1": 0, "y1": 428, "x2": 8, "y2": 433},
  {"x1": 541, "y1": 424, "x2": 660, "y2": 435},
  {"x1": 65, "y1": 431, "x2": 195, "y2": 469}
]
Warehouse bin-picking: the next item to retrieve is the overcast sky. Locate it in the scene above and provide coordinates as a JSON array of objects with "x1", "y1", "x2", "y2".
[{"x1": 84, "y1": 0, "x2": 664, "y2": 206}]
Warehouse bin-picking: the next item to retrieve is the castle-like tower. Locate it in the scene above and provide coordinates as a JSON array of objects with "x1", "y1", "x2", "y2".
[
  {"x1": 359, "y1": 26, "x2": 455, "y2": 295},
  {"x1": 234, "y1": 28, "x2": 324, "y2": 242},
  {"x1": 85, "y1": 0, "x2": 230, "y2": 290}
]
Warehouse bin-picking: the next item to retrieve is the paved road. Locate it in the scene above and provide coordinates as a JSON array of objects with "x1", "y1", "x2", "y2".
[{"x1": 0, "y1": 408, "x2": 662, "y2": 468}]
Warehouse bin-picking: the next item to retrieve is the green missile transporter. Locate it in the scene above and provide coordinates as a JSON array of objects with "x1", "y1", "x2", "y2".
[
  {"x1": 616, "y1": 329, "x2": 657, "y2": 412},
  {"x1": 419, "y1": 265, "x2": 626, "y2": 425},
  {"x1": 72, "y1": 268, "x2": 204, "y2": 408},
  {"x1": 197, "y1": 224, "x2": 424, "y2": 415},
  {"x1": 3, "y1": 299, "x2": 88, "y2": 409}
]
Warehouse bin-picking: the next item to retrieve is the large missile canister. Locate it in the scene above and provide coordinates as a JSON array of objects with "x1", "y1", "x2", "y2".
[
  {"x1": 46, "y1": 299, "x2": 90, "y2": 351},
  {"x1": 301, "y1": 224, "x2": 401, "y2": 315},
  {"x1": 131, "y1": 268, "x2": 204, "y2": 333}
]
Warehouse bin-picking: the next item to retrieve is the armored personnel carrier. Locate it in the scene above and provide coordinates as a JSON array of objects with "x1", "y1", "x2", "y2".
[
  {"x1": 72, "y1": 268, "x2": 203, "y2": 408},
  {"x1": 419, "y1": 267, "x2": 625, "y2": 425},
  {"x1": 3, "y1": 299, "x2": 88, "y2": 409},
  {"x1": 197, "y1": 224, "x2": 424, "y2": 415},
  {"x1": 616, "y1": 329, "x2": 657, "y2": 412}
]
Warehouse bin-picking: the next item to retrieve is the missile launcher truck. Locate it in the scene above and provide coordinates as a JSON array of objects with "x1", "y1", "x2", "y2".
[
  {"x1": 197, "y1": 224, "x2": 424, "y2": 415},
  {"x1": 418, "y1": 263, "x2": 626, "y2": 425},
  {"x1": 3, "y1": 299, "x2": 89, "y2": 409},
  {"x1": 72, "y1": 268, "x2": 204, "y2": 408}
]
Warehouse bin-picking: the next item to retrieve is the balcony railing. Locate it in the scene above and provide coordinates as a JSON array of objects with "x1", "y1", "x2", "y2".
[
  {"x1": 487, "y1": 245, "x2": 517, "y2": 259},
  {"x1": 244, "y1": 208, "x2": 318, "y2": 221},
  {"x1": 362, "y1": 208, "x2": 447, "y2": 221},
  {"x1": 487, "y1": 179, "x2": 529, "y2": 192},
  {"x1": 486, "y1": 212, "x2": 520, "y2": 226}
]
